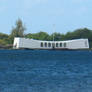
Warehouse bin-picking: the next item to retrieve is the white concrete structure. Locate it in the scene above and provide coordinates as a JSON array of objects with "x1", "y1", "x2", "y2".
[{"x1": 13, "y1": 37, "x2": 89, "y2": 50}]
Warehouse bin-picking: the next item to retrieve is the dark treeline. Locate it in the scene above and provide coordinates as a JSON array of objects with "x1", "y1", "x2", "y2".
[{"x1": 0, "y1": 19, "x2": 92, "y2": 48}]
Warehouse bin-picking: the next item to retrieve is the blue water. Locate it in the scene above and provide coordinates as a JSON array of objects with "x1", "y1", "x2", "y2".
[{"x1": 0, "y1": 50, "x2": 92, "y2": 92}]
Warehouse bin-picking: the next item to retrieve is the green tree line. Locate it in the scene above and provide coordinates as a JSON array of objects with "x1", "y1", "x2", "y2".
[{"x1": 0, "y1": 19, "x2": 92, "y2": 48}]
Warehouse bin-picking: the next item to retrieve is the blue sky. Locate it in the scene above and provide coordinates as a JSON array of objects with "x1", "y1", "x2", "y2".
[{"x1": 0, "y1": 0, "x2": 92, "y2": 34}]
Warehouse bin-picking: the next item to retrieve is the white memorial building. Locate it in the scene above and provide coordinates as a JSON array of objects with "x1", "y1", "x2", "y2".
[{"x1": 13, "y1": 37, "x2": 89, "y2": 50}]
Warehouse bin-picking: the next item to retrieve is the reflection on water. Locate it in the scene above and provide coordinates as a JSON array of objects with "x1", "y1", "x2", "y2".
[{"x1": 0, "y1": 50, "x2": 92, "y2": 92}]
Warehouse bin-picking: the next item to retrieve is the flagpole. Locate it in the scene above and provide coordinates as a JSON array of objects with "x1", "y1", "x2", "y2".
[{"x1": 53, "y1": 24, "x2": 55, "y2": 42}]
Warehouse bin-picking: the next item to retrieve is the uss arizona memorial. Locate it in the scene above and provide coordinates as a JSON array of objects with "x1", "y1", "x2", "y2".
[{"x1": 13, "y1": 37, "x2": 89, "y2": 50}]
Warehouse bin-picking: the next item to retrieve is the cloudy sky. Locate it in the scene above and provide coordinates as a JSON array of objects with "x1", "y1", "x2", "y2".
[{"x1": 0, "y1": 0, "x2": 92, "y2": 34}]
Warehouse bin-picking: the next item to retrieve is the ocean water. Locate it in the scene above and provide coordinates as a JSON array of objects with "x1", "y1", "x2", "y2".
[{"x1": 0, "y1": 50, "x2": 92, "y2": 92}]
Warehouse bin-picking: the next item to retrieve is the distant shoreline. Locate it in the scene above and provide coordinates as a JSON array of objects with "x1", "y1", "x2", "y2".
[{"x1": 0, "y1": 44, "x2": 13, "y2": 49}]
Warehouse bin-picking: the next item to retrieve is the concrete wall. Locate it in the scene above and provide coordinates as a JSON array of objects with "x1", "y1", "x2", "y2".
[
  {"x1": 13, "y1": 38, "x2": 20, "y2": 49},
  {"x1": 66, "y1": 39, "x2": 89, "y2": 49},
  {"x1": 13, "y1": 37, "x2": 89, "y2": 49}
]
